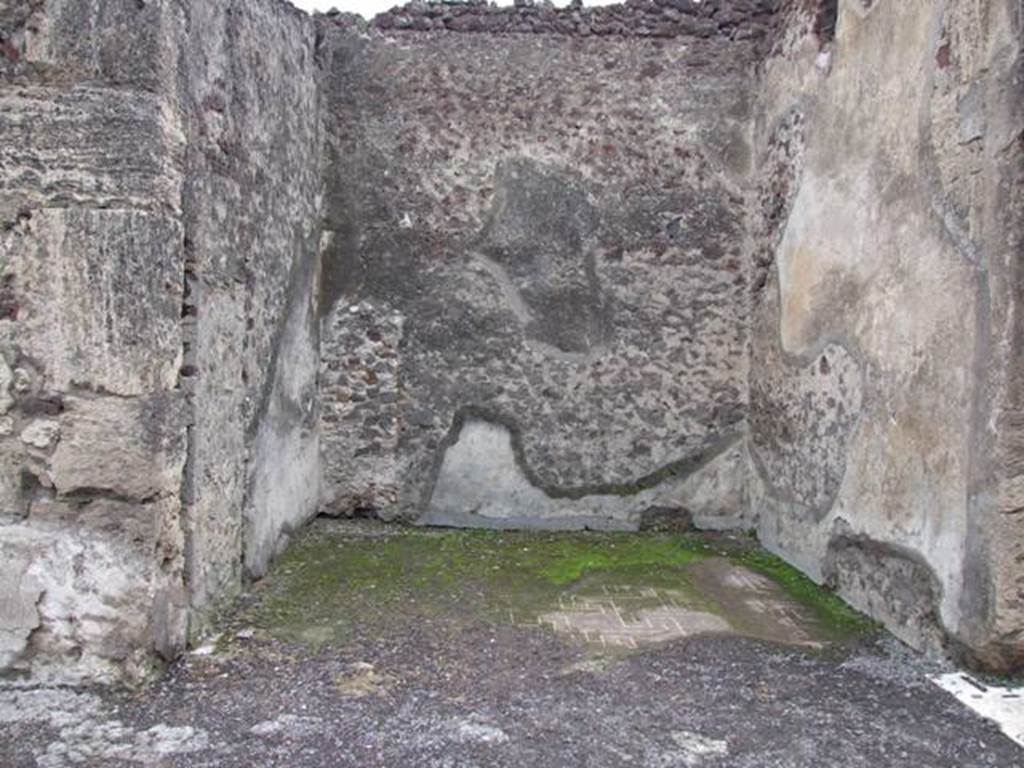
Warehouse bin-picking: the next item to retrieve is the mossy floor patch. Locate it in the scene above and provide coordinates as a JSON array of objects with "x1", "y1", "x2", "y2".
[{"x1": 222, "y1": 520, "x2": 877, "y2": 654}]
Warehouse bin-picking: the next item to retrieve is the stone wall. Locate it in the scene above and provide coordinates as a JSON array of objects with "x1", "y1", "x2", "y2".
[
  {"x1": 748, "y1": 0, "x2": 1024, "y2": 670},
  {"x1": 176, "y1": 0, "x2": 323, "y2": 611},
  {"x1": 317, "y1": 14, "x2": 759, "y2": 531},
  {"x1": 0, "y1": 0, "x2": 190, "y2": 684},
  {"x1": 0, "y1": 0, "x2": 322, "y2": 682}
]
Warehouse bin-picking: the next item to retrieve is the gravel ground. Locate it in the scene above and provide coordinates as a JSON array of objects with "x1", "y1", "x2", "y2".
[{"x1": 1, "y1": 523, "x2": 1020, "y2": 767}]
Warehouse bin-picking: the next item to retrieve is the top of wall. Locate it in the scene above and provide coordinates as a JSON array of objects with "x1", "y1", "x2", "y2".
[{"x1": 338, "y1": 0, "x2": 781, "y2": 51}]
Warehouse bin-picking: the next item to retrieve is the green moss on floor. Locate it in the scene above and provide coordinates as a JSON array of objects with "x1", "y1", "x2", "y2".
[
  {"x1": 731, "y1": 548, "x2": 879, "y2": 638},
  {"x1": 225, "y1": 521, "x2": 877, "y2": 652},
  {"x1": 527, "y1": 535, "x2": 710, "y2": 584}
]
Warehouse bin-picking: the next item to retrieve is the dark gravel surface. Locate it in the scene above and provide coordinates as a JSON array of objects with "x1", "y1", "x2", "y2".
[
  {"x1": 1, "y1": 626, "x2": 1021, "y2": 767},
  {"x1": 2, "y1": 523, "x2": 1020, "y2": 766}
]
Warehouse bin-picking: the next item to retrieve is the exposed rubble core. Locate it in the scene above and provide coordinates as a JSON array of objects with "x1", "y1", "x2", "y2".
[
  {"x1": 318, "y1": 21, "x2": 753, "y2": 528},
  {"x1": 0, "y1": 0, "x2": 1021, "y2": 683},
  {"x1": 372, "y1": 0, "x2": 778, "y2": 51}
]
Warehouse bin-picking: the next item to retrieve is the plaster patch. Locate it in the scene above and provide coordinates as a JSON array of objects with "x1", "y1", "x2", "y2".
[
  {"x1": 424, "y1": 419, "x2": 740, "y2": 531},
  {"x1": 0, "y1": 559, "x2": 42, "y2": 668}
]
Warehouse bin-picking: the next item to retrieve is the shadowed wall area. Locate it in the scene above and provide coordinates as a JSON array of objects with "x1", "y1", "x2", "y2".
[{"x1": 0, "y1": 0, "x2": 1021, "y2": 683}]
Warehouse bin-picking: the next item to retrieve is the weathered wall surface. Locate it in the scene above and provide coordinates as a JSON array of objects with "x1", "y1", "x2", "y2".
[
  {"x1": 372, "y1": 0, "x2": 779, "y2": 41},
  {"x1": 0, "y1": 0, "x2": 322, "y2": 682},
  {"x1": 317, "y1": 13, "x2": 762, "y2": 530},
  {"x1": 0, "y1": 0, "x2": 190, "y2": 683},
  {"x1": 749, "y1": 0, "x2": 1024, "y2": 669},
  {"x1": 175, "y1": 0, "x2": 323, "y2": 604}
]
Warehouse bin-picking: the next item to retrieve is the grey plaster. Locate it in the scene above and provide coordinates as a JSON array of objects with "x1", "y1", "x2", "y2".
[
  {"x1": 749, "y1": 0, "x2": 1024, "y2": 670},
  {"x1": 423, "y1": 419, "x2": 744, "y2": 531}
]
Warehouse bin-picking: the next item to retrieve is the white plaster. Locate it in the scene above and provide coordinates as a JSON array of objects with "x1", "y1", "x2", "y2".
[{"x1": 933, "y1": 673, "x2": 1024, "y2": 748}]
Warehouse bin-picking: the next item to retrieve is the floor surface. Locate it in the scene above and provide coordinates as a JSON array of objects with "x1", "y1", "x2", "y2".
[{"x1": 1, "y1": 521, "x2": 1021, "y2": 767}]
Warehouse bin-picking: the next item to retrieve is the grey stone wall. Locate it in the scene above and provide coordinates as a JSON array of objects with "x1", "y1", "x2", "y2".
[
  {"x1": 0, "y1": 0, "x2": 190, "y2": 683},
  {"x1": 317, "y1": 18, "x2": 757, "y2": 531},
  {"x1": 175, "y1": 0, "x2": 323, "y2": 609},
  {"x1": 748, "y1": 0, "x2": 1024, "y2": 671},
  {"x1": 0, "y1": 0, "x2": 322, "y2": 682}
]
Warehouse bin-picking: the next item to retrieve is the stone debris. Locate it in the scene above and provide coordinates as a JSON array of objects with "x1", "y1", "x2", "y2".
[
  {"x1": 189, "y1": 634, "x2": 223, "y2": 657},
  {"x1": 669, "y1": 730, "x2": 730, "y2": 765},
  {"x1": 250, "y1": 714, "x2": 325, "y2": 739},
  {"x1": 0, "y1": 688, "x2": 210, "y2": 768},
  {"x1": 334, "y1": 662, "x2": 395, "y2": 698},
  {"x1": 449, "y1": 715, "x2": 510, "y2": 745}
]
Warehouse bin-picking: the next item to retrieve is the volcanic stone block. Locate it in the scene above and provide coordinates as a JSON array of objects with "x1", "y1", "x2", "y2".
[
  {"x1": 0, "y1": 504, "x2": 185, "y2": 683},
  {"x1": 0, "y1": 87, "x2": 183, "y2": 217},
  {"x1": 1, "y1": 208, "x2": 185, "y2": 397},
  {"x1": 8, "y1": 0, "x2": 178, "y2": 90},
  {"x1": 50, "y1": 393, "x2": 187, "y2": 502}
]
